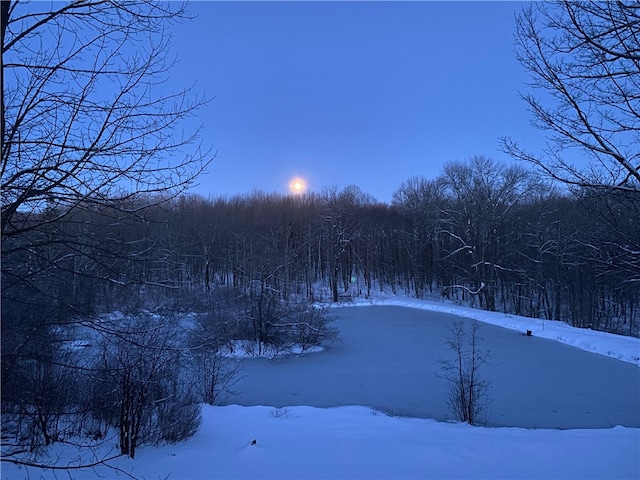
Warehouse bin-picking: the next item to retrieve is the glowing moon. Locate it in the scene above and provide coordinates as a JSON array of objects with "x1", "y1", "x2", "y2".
[{"x1": 289, "y1": 177, "x2": 307, "y2": 194}]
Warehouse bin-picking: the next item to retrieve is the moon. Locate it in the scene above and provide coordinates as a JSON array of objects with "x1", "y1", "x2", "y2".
[{"x1": 289, "y1": 177, "x2": 307, "y2": 194}]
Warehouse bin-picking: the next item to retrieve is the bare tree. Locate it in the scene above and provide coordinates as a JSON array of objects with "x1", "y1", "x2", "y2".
[
  {"x1": 93, "y1": 312, "x2": 201, "y2": 458},
  {"x1": 2, "y1": 335, "x2": 83, "y2": 454},
  {"x1": 500, "y1": 1, "x2": 640, "y2": 327},
  {"x1": 439, "y1": 320, "x2": 492, "y2": 425},
  {"x1": 1, "y1": 0, "x2": 210, "y2": 471},
  {"x1": 190, "y1": 288, "x2": 245, "y2": 405},
  {"x1": 321, "y1": 185, "x2": 374, "y2": 301},
  {"x1": 501, "y1": 1, "x2": 640, "y2": 191},
  {"x1": 1, "y1": 0, "x2": 212, "y2": 292},
  {"x1": 438, "y1": 156, "x2": 539, "y2": 311},
  {"x1": 392, "y1": 177, "x2": 444, "y2": 298}
]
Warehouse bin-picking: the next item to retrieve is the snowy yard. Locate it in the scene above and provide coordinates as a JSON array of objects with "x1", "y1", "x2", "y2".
[
  {"x1": 3, "y1": 404, "x2": 638, "y2": 480},
  {"x1": 3, "y1": 296, "x2": 639, "y2": 479}
]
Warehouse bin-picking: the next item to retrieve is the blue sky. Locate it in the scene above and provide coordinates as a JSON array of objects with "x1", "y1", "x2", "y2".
[{"x1": 170, "y1": 1, "x2": 544, "y2": 202}]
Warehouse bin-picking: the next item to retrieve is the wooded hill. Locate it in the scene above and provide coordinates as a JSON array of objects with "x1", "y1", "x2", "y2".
[{"x1": 4, "y1": 156, "x2": 638, "y2": 337}]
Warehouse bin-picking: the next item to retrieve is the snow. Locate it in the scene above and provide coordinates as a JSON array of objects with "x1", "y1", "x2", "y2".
[
  {"x1": 4, "y1": 405, "x2": 638, "y2": 479},
  {"x1": 3, "y1": 296, "x2": 639, "y2": 479},
  {"x1": 223, "y1": 304, "x2": 640, "y2": 429},
  {"x1": 334, "y1": 294, "x2": 640, "y2": 366}
]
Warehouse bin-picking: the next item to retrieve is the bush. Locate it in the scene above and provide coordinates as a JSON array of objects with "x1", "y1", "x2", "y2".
[
  {"x1": 155, "y1": 396, "x2": 201, "y2": 444},
  {"x1": 91, "y1": 312, "x2": 200, "y2": 457},
  {"x1": 439, "y1": 320, "x2": 492, "y2": 425}
]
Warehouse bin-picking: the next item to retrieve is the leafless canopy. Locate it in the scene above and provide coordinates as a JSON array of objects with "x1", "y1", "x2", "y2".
[
  {"x1": 1, "y1": 1, "x2": 212, "y2": 472},
  {"x1": 502, "y1": 1, "x2": 640, "y2": 191},
  {"x1": 1, "y1": 0, "x2": 212, "y2": 240}
]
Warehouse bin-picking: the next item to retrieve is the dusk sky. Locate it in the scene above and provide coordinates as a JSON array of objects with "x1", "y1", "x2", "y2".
[{"x1": 170, "y1": 1, "x2": 546, "y2": 203}]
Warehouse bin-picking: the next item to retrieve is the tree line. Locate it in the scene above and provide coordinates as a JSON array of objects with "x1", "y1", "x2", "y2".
[{"x1": 7, "y1": 156, "x2": 636, "y2": 337}]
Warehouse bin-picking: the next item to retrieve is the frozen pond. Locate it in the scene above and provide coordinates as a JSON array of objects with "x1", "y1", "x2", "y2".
[{"x1": 225, "y1": 306, "x2": 640, "y2": 428}]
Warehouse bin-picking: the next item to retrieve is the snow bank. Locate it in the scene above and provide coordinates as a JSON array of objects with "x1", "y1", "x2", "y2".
[
  {"x1": 5, "y1": 405, "x2": 637, "y2": 479},
  {"x1": 332, "y1": 294, "x2": 640, "y2": 366}
]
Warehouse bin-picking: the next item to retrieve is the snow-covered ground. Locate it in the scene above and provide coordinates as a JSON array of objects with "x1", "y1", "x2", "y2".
[
  {"x1": 336, "y1": 293, "x2": 640, "y2": 366},
  {"x1": 4, "y1": 404, "x2": 638, "y2": 480},
  {"x1": 3, "y1": 296, "x2": 639, "y2": 479}
]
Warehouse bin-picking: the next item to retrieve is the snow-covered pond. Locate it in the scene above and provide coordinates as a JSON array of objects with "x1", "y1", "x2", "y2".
[{"x1": 225, "y1": 306, "x2": 640, "y2": 429}]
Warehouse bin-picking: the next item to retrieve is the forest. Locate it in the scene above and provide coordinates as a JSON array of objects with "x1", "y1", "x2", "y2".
[
  {"x1": 3, "y1": 154, "x2": 639, "y2": 462},
  {"x1": 4, "y1": 155, "x2": 638, "y2": 338},
  {"x1": 3, "y1": 0, "x2": 640, "y2": 471}
]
